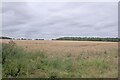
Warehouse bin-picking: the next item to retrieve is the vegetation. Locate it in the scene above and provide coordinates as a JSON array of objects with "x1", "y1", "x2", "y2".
[
  {"x1": 1, "y1": 36, "x2": 120, "y2": 42},
  {"x1": 35, "y1": 39, "x2": 44, "y2": 40},
  {"x1": 0, "y1": 37, "x2": 12, "y2": 39},
  {"x1": 55, "y1": 37, "x2": 120, "y2": 42},
  {"x1": 2, "y1": 41, "x2": 118, "y2": 78},
  {"x1": 0, "y1": 44, "x2": 2, "y2": 79}
]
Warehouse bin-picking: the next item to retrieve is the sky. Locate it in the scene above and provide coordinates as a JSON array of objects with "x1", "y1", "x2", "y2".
[{"x1": 2, "y1": 2, "x2": 118, "y2": 39}]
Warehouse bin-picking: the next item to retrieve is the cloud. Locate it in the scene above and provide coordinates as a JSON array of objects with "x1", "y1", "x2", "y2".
[{"x1": 2, "y1": 2, "x2": 118, "y2": 39}]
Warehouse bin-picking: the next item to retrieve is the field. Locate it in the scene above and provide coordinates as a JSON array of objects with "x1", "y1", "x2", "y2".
[{"x1": 1, "y1": 39, "x2": 118, "y2": 78}]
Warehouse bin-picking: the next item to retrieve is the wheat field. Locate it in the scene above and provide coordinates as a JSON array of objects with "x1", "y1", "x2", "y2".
[
  {"x1": 4, "y1": 40, "x2": 118, "y2": 54},
  {"x1": 1, "y1": 39, "x2": 118, "y2": 78}
]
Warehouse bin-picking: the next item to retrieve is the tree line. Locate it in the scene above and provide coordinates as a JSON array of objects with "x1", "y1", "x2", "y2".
[
  {"x1": 1, "y1": 36, "x2": 120, "y2": 42},
  {"x1": 0, "y1": 36, "x2": 44, "y2": 40},
  {"x1": 54, "y1": 37, "x2": 120, "y2": 42},
  {"x1": 0, "y1": 36, "x2": 12, "y2": 39}
]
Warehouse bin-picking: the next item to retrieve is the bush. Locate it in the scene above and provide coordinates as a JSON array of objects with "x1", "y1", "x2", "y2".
[
  {"x1": 2, "y1": 42, "x2": 28, "y2": 77},
  {"x1": 2, "y1": 41, "x2": 49, "y2": 78}
]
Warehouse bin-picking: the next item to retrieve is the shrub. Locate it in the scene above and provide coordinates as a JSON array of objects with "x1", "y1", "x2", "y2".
[
  {"x1": 2, "y1": 41, "x2": 48, "y2": 78},
  {"x1": 2, "y1": 41, "x2": 31, "y2": 77}
]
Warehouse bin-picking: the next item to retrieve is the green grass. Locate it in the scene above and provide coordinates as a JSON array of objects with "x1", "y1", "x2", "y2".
[{"x1": 2, "y1": 42, "x2": 118, "y2": 78}]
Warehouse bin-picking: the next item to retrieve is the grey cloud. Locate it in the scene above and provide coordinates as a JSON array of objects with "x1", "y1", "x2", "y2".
[
  {"x1": 2, "y1": 2, "x2": 32, "y2": 27},
  {"x1": 2, "y1": 2, "x2": 118, "y2": 39}
]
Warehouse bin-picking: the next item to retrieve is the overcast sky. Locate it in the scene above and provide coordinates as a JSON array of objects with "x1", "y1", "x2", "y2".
[{"x1": 2, "y1": 2, "x2": 118, "y2": 39}]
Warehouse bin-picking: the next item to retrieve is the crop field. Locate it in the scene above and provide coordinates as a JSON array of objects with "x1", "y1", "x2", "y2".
[{"x1": 1, "y1": 39, "x2": 118, "y2": 78}]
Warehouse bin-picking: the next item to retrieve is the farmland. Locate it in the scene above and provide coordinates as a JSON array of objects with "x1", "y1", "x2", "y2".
[{"x1": 1, "y1": 39, "x2": 118, "y2": 78}]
